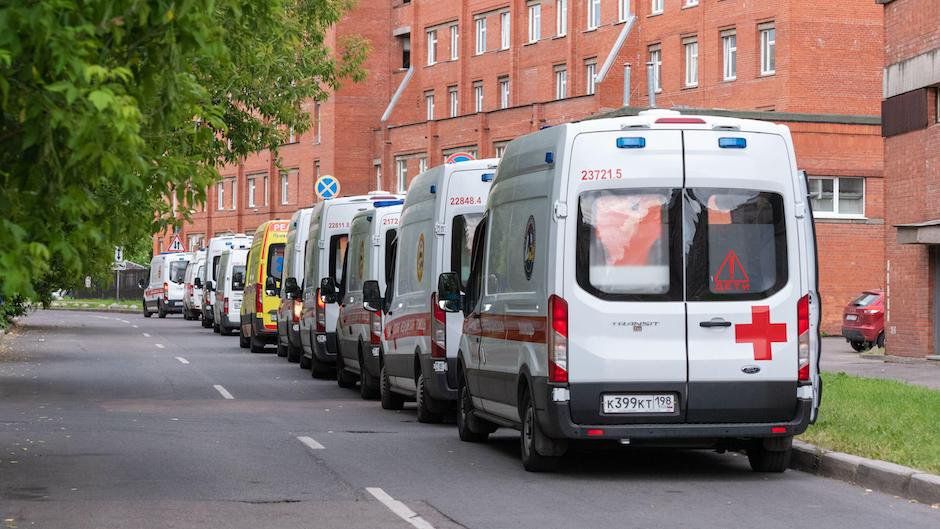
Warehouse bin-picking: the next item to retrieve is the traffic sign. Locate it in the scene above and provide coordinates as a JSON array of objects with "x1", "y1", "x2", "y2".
[
  {"x1": 445, "y1": 152, "x2": 476, "y2": 164},
  {"x1": 315, "y1": 175, "x2": 340, "y2": 200},
  {"x1": 114, "y1": 246, "x2": 123, "y2": 262},
  {"x1": 111, "y1": 261, "x2": 127, "y2": 271},
  {"x1": 168, "y1": 234, "x2": 184, "y2": 252}
]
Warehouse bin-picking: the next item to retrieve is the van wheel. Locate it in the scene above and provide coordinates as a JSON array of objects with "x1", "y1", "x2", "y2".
[
  {"x1": 213, "y1": 323, "x2": 221, "y2": 333},
  {"x1": 359, "y1": 349, "x2": 379, "y2": 400},
  {"x1": 201, "y1": 315, "x2": 212, "y2": 328},
  {"x1": 747, "y1": 436, "x2": 793, "y2": 473},
  {"x1": 457, "y1": 376, "x2": 493, "y2": 442},
  {"x1": 876, "y1": 332, "x2": 885, "y2": 349},
  {"x1": 157, "y1": 302, "x2": 168, "y2": 319},
  {"x1": 276, "y1": 340, "x2": 288, "y2": 358},
  {"x1": 143, "y1": 301, "x2": 153, "y2": 318},
  {"x1": 287, "y1": 342, "x2": 301, "y2": 363},
  {"x1": 336, "y1": 353, "x2": 356, "y2": 389},
  {"x1": 300, "y1": 352, "x2": 312, "y2": 370},
  {"x1": 250, "y1": 334, "x2": 266, "y2": 354},
  {"x1": 520, "y1": 391, "x2": 564, "y2": 472},
  {"x1": 239, "y1": 327, "x2": 250, "y2": 349},
  {"x1": 416, "y1": 373, "x2": 443, "y2": 424},
  {"x1": 850, "y1": 340, "x2": 870, "y2": 353},
  {"x1": 380, "y1": 365, "x2": 405, "y2": 410}
]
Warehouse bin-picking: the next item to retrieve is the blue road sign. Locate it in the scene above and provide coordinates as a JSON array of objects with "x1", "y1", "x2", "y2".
[{"x1": 315, "y1": 175, "x2": 340, "y2": 200}]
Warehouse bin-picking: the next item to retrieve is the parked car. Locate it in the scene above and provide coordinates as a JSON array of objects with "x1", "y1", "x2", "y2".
[
  {"x1": 841, "y1": 290, "x2": 885, "y2": 351},
  {"x1": 436, "y1": 110, "x2": 821, "y2": 472},
  {"x1": 276, "y1": 208, "x2": 314, "y2": 362},
  {"x1": 182, "y1": 254, "x2": 207, "y2": 321},
  {"x1": 142, "y1": 252, "x2": 192, "y2": 318},
  {"x1": 213, "y1": 248, "x2": 248, "y2": 336},
  {"x1": 201, "y1": 234, "x2": 253, "y2": 329},
  {"x1": 240, "y1": 220, "x2": 289, "y2": 353}
]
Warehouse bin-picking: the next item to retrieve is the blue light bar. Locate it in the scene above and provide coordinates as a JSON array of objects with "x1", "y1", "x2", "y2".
[
  {"x1": 719, "y1": 137, "x2": 747, "y2": 149},
  {"x1": 430, "y1": 185, "x2": 437, "y2": 194},
  {"x1": 545, "y1": 152, "x2": 554, "y2": 164},
  {"x1": 373, "y1": 199, "x2": 404, "y2": 208},
  {"x1": 481, "y1": 172, "x2": 495, "y2": 182},
  {"x1": 616, "y1": 137, "x2": 646, "y2": 149}
]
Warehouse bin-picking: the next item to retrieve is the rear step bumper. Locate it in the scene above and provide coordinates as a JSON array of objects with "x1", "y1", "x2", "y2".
[{"x1": 534, "y1": 379, "x2": 812, "y2": 440}]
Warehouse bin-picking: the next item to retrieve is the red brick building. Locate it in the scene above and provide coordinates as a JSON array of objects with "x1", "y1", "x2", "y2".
[
  {"x1": 879, "y1": 0, "x2": 940, "y2": 359},
  {"x1": 160, "y1": 0, "x2": 886, "y2": 333}
]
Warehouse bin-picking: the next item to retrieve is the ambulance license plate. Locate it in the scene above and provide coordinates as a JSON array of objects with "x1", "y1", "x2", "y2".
[
  {"x1": 845, "y1": 314, "x2": 858, "y2": 321},
  {"x1": 602, "y1": 394, "x2": 675, "y2": 414}
]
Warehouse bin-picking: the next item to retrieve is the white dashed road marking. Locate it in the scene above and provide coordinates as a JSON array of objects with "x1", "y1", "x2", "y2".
[
  {"x1": 155, "y1": 343, "x2": 165, "y2": 349},
  {"x1": 297, "y1": 436, "x2": 325, "y2": 450},
  {"x1": 175, "y1": 357, "x2": 190, "y2": 365},
  {"x1": 366, "y1": 488, "x2": 435, "y2": 529},
  {"x1": 132, "y1": 325, "x2": 139, "y2": 329},
  {"x1": 142, "y1": 333, "x2": 151, "y2": 338},
  {"x1": 213, "y1": 385, "x2": 234, "y2": 400}
]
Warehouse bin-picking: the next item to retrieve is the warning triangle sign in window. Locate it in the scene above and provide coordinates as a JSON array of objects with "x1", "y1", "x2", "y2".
[{"x1": 713, "y1": 250, "x2": 750, "y2": 292}]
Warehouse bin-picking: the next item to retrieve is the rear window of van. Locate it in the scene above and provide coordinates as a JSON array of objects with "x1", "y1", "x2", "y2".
[
  {"x1": 267, "y1": 244, "x2": 285, "y2": 280},
  {"x1": 232, "y1": 266, "x2": 246, "y2": 291},
  {"x1": 169, "y1": 261, "x2": 188, "y2": 284}
]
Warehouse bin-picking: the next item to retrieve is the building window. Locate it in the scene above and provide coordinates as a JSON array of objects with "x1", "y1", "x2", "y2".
[
  {"x1": 494, "y1": 142, "x2": 508, "y2": 158},
  {"x1": 475, "y1": 17, "x2": 487, "y2": 55},
  {"x1": 556, "y1": 0, "x2": 567, "y2": 36},
  {"x1": 527, "y1": 4, "x2": 540, "y2": 43},
  {"x1": 651, "y1": 0, "x2": 664, "y2": 15},
  {"x1": 449, "y1": 86, "x2": 459, "y2": 117},
  {"x1": 474, "y1": 81, "x2": 484, "y2": 112},
  {"x1": 287, "y1": 126, "x2": 296, "y2": 144},
  {"x1": 684, "y1": 38, "x2": 698, "y2": 88},
  {"x1": 585, "y1": 59, "x2": 597, "y2": 95},
  {"x1": 425, "y1": 91, "x2": 435, "y2": 121},
  {"x1": 374, "y1": 163, "x2": 382, "y2": 190},
  {"x1": 809, "y1": 177, "x2": 865, "y2": 217},
  {"x1": 314, "y1": 102, "x2": 321, "y2": 144},
  {"x1": 400, "y1": 34, "x2": 411, "y2": 69},
  {"x1": 217, "y1": 181, "x2": 224, "y2": 211},
  {"x1": 587, "y1": 0, "x2": 601, "y2": 30},
  {"x1": 760, "y1": 23, "x2": 776, "y2": 75},
  {"x1": 396, "y1": 158, "x2": 408, "y2": 193},
  {"x1": 450, "y1": 25, "x2": 459, "y2": 60},
  {"x1": 554, "y1": 65, "x2": 567, "y2": 100},
  {"x1": 618, "y1": 0, "x2": 630, "y2": 21},
  {"x1": 247, "y1": 176, "x2": 256, "y2": 208},
  {"x1": 419, "y1": 157, "x2": 428, "y2": 174},
  {"x1": 427, "y1": 29, "x2": 438, "y2": 65},
  {"x1": 499, "y1": 77, "x2": 510, "y2": 109},
  {"x1": 501, "y1": 11, "x2": 511, "y2": 49},
  {"x1": 649, "y1": 45, "x2": 662, "y2": 92},
  {"x1": 280, "y1": 172, "x2": 290, "y2": 205},
  {"x1": 263, "y1": 174, "x2": 269, "y2": 205},
  {"x1": 314, "y1": 161, "x2": 321, "y2": 181},
  {"x1": 722, "y1": 31, "x2": 737, "y2": 81},
  {"x1": 685, "y1": 0, "x2": 699, "y2": 6}
]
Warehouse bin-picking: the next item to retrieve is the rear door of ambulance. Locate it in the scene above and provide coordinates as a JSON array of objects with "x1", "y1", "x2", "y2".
[
  {"x1": 683, "y1": 130, "x2": 803, "y2": 424},
  {"x1": 564, "y1": 129, "x2": 689, "y2": 424}
]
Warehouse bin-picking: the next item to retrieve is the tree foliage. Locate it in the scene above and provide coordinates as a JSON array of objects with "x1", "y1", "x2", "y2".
[{"x1": 0, "y1": 0, "x2": 366, "y2": 298}]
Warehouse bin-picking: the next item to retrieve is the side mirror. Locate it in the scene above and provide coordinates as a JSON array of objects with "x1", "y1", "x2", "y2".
[
  {"x1": 205, "y1": 280, "x2": 215, "y2": 292},
  {"x1": 319, "y1": 277, "x2": 337, "y2": 304},
  {"x1": 193, "y1": 277, "x2": 203, "y2": 289},
  {"x1": 437, "y1": 272, "x2": 463, "y2": 313},
  {"x1": 284, "y1": 277, "x2": 300, "y2": 299},
  {"x1": 362, "y1": 280, "x2": 383, "y2": 313},
  {"x1": 265, "y1": 276, "x2": 279, "y2": 296},
  {"x1": 137, "y1": 279, "x2": 146, "y2": 289}
]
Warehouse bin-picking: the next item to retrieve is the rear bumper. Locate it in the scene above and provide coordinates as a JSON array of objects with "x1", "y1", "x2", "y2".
[
  {"x1": 532, "y1": 378, "x2": 812, "y2": 441},
  {"x1": 252, "y1": 317, "x2": 278, "y2": 343},
  {"x1": 220, "y1": 313, "x2": 239, "y2": 331},
  {"x1": 419, "y1": 355, "x2": 458, "y2": 402},
  {"x1": 841, "y1": 326, "x2": 880, "y2": 342},
  {"x1": 162, "y1": 299, "x2": 184, "y2": 313},
  {"x1": 305, "y1": 332, "x2": 338, "y2": 364}
]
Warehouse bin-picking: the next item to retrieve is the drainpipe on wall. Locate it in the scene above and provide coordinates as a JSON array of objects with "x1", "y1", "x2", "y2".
[
  {"x1": 594, "y1": 14, "x2": 637, "y2": 87},
  {"x1": 381, "y1": 66, "x2": 414, "y2": 123}
]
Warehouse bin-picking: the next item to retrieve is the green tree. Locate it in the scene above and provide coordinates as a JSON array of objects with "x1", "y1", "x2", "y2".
[{"x1": 0, "y1": 0, "x2": 366, "y2": 300}]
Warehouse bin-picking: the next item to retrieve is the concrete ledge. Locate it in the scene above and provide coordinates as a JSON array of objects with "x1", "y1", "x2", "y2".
[
  {"x1": 792, "y1": 441, "x2": 940, "y2": 505},
  {"x1": 45, "y1": 307, "x2": 141, "y2": 315}
]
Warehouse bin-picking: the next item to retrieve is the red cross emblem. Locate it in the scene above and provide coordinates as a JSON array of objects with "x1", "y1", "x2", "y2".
[{"x1": 735, "y1": 306, "x2": 787, "y2": 361}]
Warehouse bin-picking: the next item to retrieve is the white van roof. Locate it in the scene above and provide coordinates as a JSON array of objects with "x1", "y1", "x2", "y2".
[{"x1": 404, "y1": 158, "x2": 499, "y2": 207}]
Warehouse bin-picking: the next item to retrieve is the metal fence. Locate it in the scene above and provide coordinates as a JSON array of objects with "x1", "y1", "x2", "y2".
[{"x1": 71, "y1": 268, "x2": 149, "y2": 301}]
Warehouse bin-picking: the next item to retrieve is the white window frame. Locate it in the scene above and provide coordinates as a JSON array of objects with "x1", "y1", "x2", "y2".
[
  {"x1": 475, "y1": 17, "x2": 487, "y2": 55},
  {"x1": 556, "y1": 0, "x2": 567, "y2": 36},
  {"x1": 649, "y1": 46, "x2": 662, "y2": 93},
  {"x1": 499, "y1": 77, "x2": 510, "y2": 109},
  {"x1": 651, "y1": 0, "x2": 663, "y2": 15},
  {"x1": 684, "y1": 38, "x2": 698, "y2": 88},
  {"x1": 808, "y1": 176, "x2": 866, "y2": 219},
  {"x1": 501, "y1": 11, "x2": 512, "y2": 49},
  {"x1": 374, "y1": 163, "x2": 382, "y2": 191},
  {"x1": 587, "y1": 0, "x2": 601, "y2": 30},
  {"x1": 474, "y1": 82, "x2": 484, "y2": 112},
  {"x1": 722, "y1": 31, "x2": 737, "y2": 81},
  {"x1": 217, "y1": 181, "x2": 224, "y2": 210},
  {"x1": 449, "y1": 86, "x2": 459, "y2": 117},
  {"x1": 418, "y1": 157, "x2": 428, "y2": 174},
  {"x1": 280, "y1": 172, "x2": 289, "y2": 205},
  {"x1": 760, "y1": 23, "x2": 776, "y2": 76},
  {"x1": 494, "y1": 142, "x2": 508, "y2": 158},
  {"x1": 287, "y1": 126, "x2": 296, "y2": 144},
  {"x1": 585, "y1": 60, "x2": 597, "y2": 95},
  {"x1": 395, "y1": 158, "x2": 408, "y2": 193},
  {"x1": 685, "y1": 0, "x2": 699, "y2": 6},
  {"x1": 450, "y1": 24, "x2": 459, "y2": 60},
  {"x1": 247, "y1": 176, "x2": 256, "y2": 208},
  {"x1": 618, "y1": 0, "x2": 630, "y2": 22},
  {"x1": 527, "y1": 4, "x2": 540, "y2": 44},
  {"x1": 426, "y1": 29, "x2": 438, "y2": 66},
  {"x1": 230, "y1": 178, "x2": 236, "y2": 210},
  {"x1": 263, "y1": 175, "x2": 269, "y2": 206},
  {"x1": 425, "y1": 91, "x2": 435, "y2": 121},
  {"x1": 554, "y1": 65, "x2": 567, "y2": 100}
]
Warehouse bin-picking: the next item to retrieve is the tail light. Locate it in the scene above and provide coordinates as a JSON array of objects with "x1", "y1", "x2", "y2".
[
  {"x1": 163, "y1": 282, "x2": 169, "y2": 302},
  {"x1": 547, "y1": 295, "x2": 568, "y2": 384},
  {"x1": 370, "y1": 312, "x2": 382, "y2": 347},
  {"x1": 255, "y1": 283, "x2": 263, "y2": 314},
  {"x1": 292, "y1": 299, "x2": 303, "y2": 323},
  {"x1": 797, "y1": 294, "x2": 811, "y2": 385},
  {"x1": 187, "y1": 284, "x2": 193, "y2": 296},
  {"x1": 223, "y1": 297, "x2": 230, "y2": 315},
  {"x1": 315, "y1": 288, "x2": 326, "y2": 333},
  {"x1": 430, "y1": 293, "x2": 446, "y2": 358}
]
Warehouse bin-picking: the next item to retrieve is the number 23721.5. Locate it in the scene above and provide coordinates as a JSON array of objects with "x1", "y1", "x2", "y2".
[{"x1": 580, "y1": 168, "x2": 623, "y2": 181}]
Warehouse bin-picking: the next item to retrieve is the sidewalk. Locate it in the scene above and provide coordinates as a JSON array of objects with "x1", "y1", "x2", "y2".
[{"x1": 821, "y1": 337, "x2": 940, "y2": 390}]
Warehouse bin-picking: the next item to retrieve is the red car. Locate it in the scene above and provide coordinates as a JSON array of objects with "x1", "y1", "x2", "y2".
[{"x1": 841, "y1": 290, "x2": 885, "y2": 352}]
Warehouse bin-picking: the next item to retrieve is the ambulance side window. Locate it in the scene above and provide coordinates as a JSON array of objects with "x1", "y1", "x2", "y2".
[
  {"x1": 450, "y1": 214, "x2": 483, "y2": 289},
  {"x1": 385, "y1": 229, "x2": 398, "y2": 286},
  {"x1": 686, "y1": 189, "x2": 788, "y2": 301},
  {"x1": 328, "y1": 235, "x2": 348, "y2": 283},
  {"x1": 465, "y1": 216, "x2": 488, "y2": 314}
]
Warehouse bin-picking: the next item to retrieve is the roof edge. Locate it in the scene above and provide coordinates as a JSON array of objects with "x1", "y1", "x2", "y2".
[{"x1": 589, "y1": 106, "x2": 881, "y2": 126}]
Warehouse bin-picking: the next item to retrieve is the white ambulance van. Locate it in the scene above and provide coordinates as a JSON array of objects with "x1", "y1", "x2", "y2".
[
  {"x1": 437, "y1": 110, "x2": 821, "y2": 472},
  {"x1": 200, "y1": 234, "x2": 252, "y2": 330},
  {"x1": 335, "y1": 200, "x2": 403, "y2": 399},
  {"x1": 213, "y1": 248, "x2": 248, "y2": 336},
  {"x1": 300, "y1": 193, "x2": 402, "y2": 377},
  {"x1": 277, "y1": 207, "x2": 314, "y2": 362},
  {"x1": 367, "y1": 159, "x2": 497, "y2": 421},
  {"x1": 142, "y1": 252, "x2": 193, "y2": 318},
  {"x1": 182, "y1": 253, "x2": 207, "y2": 320}
]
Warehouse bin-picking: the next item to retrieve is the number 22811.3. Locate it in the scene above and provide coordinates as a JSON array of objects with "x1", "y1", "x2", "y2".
[{"x1": 580, "y1": 168, "x2": 623, "y2": 181}]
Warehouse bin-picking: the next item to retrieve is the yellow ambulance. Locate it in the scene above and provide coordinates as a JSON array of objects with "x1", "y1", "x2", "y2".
[{"x1": 240, "y1": 220, "x2": 290, "y2": 353}]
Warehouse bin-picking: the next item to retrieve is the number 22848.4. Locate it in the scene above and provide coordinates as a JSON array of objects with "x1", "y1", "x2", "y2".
[{"x1": 580, "y1": 168, "x2": 623, "y2": 181}]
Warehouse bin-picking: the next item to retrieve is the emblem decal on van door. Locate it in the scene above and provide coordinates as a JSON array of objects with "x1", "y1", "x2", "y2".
[
  {"x1": 735, "y1": 306, "x2": 787, "y2": 361},
  {"x1": 523, "y1": 215, "x2": 536, "y2": 280},
  {"x1": 416, "y1": 233, "x2": 425, "y2": 283}
]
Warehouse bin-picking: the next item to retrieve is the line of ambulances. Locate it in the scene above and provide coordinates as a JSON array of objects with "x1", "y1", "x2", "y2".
[{"x1": 147, "y1": 110, "x2": 822, "y2": 473}]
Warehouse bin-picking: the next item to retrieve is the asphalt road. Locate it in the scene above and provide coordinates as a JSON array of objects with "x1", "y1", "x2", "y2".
[{"x1": 1, "y1": 310, "x2": 937, "y2": 529}]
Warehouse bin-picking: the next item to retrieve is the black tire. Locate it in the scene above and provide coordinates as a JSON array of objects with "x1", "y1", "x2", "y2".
[
  {"x1": 416, "y1": 373, "x2": 443, "y2": 424},
  {"x1": 182, "y1": 311, "x2": 191, "y2": 321},
  {"x1": 520, "y1": 391, "x2": 564, "y2": 472},
  {"x1": 276, "y1": 340, "x2": 288, "y2": 358},
  {"x1": 201, "y1": 313, "x2": 212, "y2": 328},
  {"x1": 239, "y1": 327, "x2": 250, "y2": 349},
  {"x1": 250, "y1": 333, "x2": 266, "y2": 354},
  {"x1": 850, "y1": 340, "x2": 870, "y2": 353},
  {"x1": 336, "y1": 353, "x2": 356, "y2": 388},
  {"x1": 143, "y1": 301, "x2": 153, "y2": 318},
  {"x1": 748, "y1": 437, "x2": 793, "y2": 473},
  {"x1": 300, "y1": 352, "x2": 312, "y2": 370},
  {"x1": 876, "y1": 332, "x2": 885, "y2": 349},
  {"x1": 457, "y1": 374, "x2": 492, "y2": 442},
  {"x1": 380, "y1": 364, "x2": 405, "y2": 410},
  {"x1": 157, "y1": 301, "x2": 168, "y2": 319},
  {"x1": 359, "y1": 348, "x2": 379, "y2": 400},
  {"x1": 287, "y1": 342, "x2": 302, "y2": 363},
  {"x1": 213, "y1": 322, "x2": 221, "y2": 334}
]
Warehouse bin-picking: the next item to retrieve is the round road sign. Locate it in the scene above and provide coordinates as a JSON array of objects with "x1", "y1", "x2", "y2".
[
  {"x1": 315, "y1": 175, "x2": 341, "y2": 200},
  {"x1": 445, "y1": 152, "x2": 476, "y2": 164}
]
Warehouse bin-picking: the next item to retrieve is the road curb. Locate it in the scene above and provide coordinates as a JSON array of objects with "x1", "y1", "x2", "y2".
[
  {"x1": 45, "y1": 307, "x2": 141, "y2": 315},
  {"x1": 791, "y1": 440, "x2": 940, "y2": 505}
]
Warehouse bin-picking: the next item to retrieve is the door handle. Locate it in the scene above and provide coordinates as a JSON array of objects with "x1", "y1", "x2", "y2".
[{"x1": 700, "y1": 319, "x2": 732, "y2": 328}]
